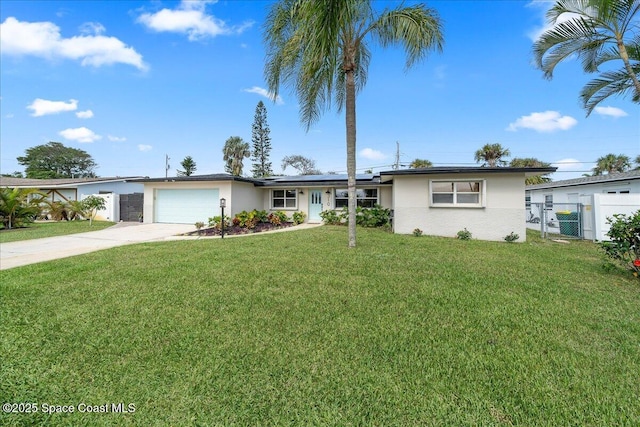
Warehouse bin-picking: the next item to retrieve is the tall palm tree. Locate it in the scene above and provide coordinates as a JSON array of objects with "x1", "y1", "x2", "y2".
[
  {"x1": 222, "y1": 136, "x2": 250, "y2": 176},
  {"x1": 510, "y1": 157, "x2": 553, "y2": 185},
  {"x1": 264, "y1": 0, "x2": 443, "y2": 247},
  {"x1": 592, "y1": 153, "x2": 632, "y2": 175},
  {"x1": 409, "y1": 158, "x2": 433, "y2": 169},
  {"x1": 474, "y1": 143, "x2": 511, "y2": 167},
  {"x1": 635, "y1": 154, "x2": 640, "y2": 169},
  {"x1": 533, "y1": 0, "x2": 640, "y2": 115}
]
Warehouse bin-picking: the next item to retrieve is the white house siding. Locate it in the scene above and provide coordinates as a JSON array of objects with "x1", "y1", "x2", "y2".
[
  {"x1": 77, "y1": 181, "x2": 143, "y2": 199},
  {"x1": 392, "y1": 173, "x2": 526, "y2": 242},
  {"x1": 230, "y1": 182, "x2": 263, "y2": 215}
]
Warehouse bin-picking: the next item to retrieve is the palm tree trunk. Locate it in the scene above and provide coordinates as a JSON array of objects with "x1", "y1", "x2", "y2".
[
  {"x1": 617, "y1": 39, "x2": 640, "y2": 95},
  {"x1": 345, "y1": 69, "x2": 357, "y2": 248}
]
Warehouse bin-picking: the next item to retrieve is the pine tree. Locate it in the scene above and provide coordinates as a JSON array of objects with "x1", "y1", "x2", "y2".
[{"x1": 251, "y1": 101, "x2": 273, "y2": 178}]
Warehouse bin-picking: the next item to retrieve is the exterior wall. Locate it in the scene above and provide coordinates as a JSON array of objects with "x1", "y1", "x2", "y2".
[
  {"x1": 528, "y1": 178, "x2": 640, "y2": 205},
  {"x1": 392, "y1": 173, "x2": 526, "y2": 242},
  {"x1": 77, "y1": 182, "x2": 144, "y2": 199},
  {"x1": 230, "y1": 182, "x2": 263, "y2": 214},
  {"x1": 143, "y1": 181, "x2": 232, "y2": 224}
]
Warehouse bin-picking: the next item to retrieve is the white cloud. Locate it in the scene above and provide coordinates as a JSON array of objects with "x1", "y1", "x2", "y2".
[
  {"x1": 137, "y1": 0, "x2": 253, "y2": 41},
  {"x1": 243, "y1": 86, "x2": 284, "y2": 105},
  {"x1": 594, "y1": 106, "x2": 628, "y2": 118},
  {"x1": 507, "y1": 111, "x2": 577, "y2": 132},
  {"x1": 359, "y1": 148, "x2": 386, "y2": 161},
  {"x1": 79, "y1": 22, "x2": 105, "y2": 36},
  {"x1": 526, "y1": 1, "x2": 582, "y2": 42},
  {"x1": 59, "y1": 126, "x2": 101, "y2": 143},
  {"x1": 138, "y1": 144, "x2": 152, "y2": 152},
  {"x1": 28, "y1": 98, "x2": 78, "y2": 116},
  {"x1": 108, "y1": 135, "x2": 127, "y2": 142},
  {"x1": 0, "y1": 17, "x2": 148, "y2": 70},
  {"x1": 76, "y1": 109, "x2": 94, "y2": 119}
]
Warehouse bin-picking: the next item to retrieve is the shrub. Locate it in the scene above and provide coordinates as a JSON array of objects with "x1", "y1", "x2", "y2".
[
  {"x1": 194, "y1": 222, "x2": 205, "y2": 235},
  {"x1": 268, "y1": 211, "x2": 288, "y2": 226},
  {"x1": 504, "y1": 232, "x2": 520, "y2": 243},
  {"x1": 320, "y1": 209, "x2": 346, "y2": 225},
  {"x1": 456, "y1": 228, "x2": 472, "y2": 240},
  {"x1": 600, "y1": 210, "x2": 640, "y2": 278},
  {"x1": 292, "y1": 211, "x2": 306, "y2": 225},
  {"x1": 0, "y1": 187, "x2": 43, "y2": 229},
  {"x1": 413, "y1": 228, "x2": 423, "y2": 237},
  {"x1": 208, "y1": 215, "x2": 230, "y2": 230}
]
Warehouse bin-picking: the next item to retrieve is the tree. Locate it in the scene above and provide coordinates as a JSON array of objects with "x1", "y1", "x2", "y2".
[
  {"x1": 593, "y1": 153, "x2": 632, "y2": 175},
  {"x1": 0, "y1": 187, "x2": 44, "y2": 229},
  {"x1": 177, "y1": 156, "x2": 197, "y2": 176},
  {"x1": 222, "y1": 136, "x2": 250, "y2": 176},
  {"x1": 82, "y1": 195, "x2": 106, "y2": 226},
  {"x1": 533, "y1": 0, "x2": 640, "y2": 116},
  {"x1": 409, "y1": 158, "x2": 433, "y2": 168},
  {"x1": 17, "y1": 141, "x2": 97, "y2": 178},
  {"x1": 265, "y1": 0, "x2": 443, "y2": 247},
  {"x1": 634, "y1": 154, "x2": 640, "y2": 169},
  {"x1": 474, "y1": 143, "x2": 511, "y2": 167},
  {"x1": 510, "y1": 157, "x2": 553, "y2": 185},
  {"x1": 251, "y1": 101, "x2": 273, "y2": 178},
  {"x1": 281, "y1": 155, "x2": 322, "y2": 175}
]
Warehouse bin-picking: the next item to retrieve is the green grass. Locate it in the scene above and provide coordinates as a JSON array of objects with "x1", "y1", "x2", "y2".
[
  {"x1": 0, "y1": 220, "x2": 115, "y2": 243},
  {"x1": 1, "y1": 227, "x2": 638, "y2": 426}
]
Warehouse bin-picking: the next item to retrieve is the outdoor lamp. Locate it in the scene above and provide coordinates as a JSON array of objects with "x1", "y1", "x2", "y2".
[{"x1": 219, "y1": 198, "x2": 226, "y2": 239}]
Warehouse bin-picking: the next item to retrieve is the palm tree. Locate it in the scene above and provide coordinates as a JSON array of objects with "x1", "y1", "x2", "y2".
[
  {"x1": 222, "y1": 136, "x2": 250, "y2": 176},
  {"x1": 0, "y1": 187, "x2": 43, "y2": 229},
  {"x1": 474, "y1": 143, "x2": 511, "y2": 167},
  {"x1": 264, "y1": 0, "x2": 443, "y2": 247},
  {"x1": 409, "y1": 158, "x2": 433, "y2": 169},
  {"x1": 635, "y1": 154, "x2": 640, "y2": 169},
  {"x1": 592, "y1": 153, "x2": 632, "y2": 175},
  {"x1": 510, "y1": 157, "x2": 553, "y2": 185},
  {"x1": 533, "y1": 0, "x2": 640, "y2": 115}
]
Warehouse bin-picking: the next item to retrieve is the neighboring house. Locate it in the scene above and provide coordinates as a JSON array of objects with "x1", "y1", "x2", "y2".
[
  {"x1": 138, "y1": 166, "x2": 554, "y2": 242},
  {"x1": 526, "y1": 170, "x2": 640, "y2": 240},
  {"x1": 0, "y1": 176, "x2": 145, "y2": 222}
]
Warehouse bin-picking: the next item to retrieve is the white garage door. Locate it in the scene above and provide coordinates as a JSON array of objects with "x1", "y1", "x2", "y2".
[{"x1": 155, "y1": 189, "x2": 219, "y2": 224}]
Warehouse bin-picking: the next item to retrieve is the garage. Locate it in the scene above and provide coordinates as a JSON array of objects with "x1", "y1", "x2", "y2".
[{"x1": 154, "y1": 189, "x2": 219, "y2": 224}]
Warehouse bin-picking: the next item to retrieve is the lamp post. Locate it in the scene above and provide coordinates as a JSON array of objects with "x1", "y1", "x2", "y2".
[{"x1": 220, "y1": 198, "x2": 226, "y2": 239}]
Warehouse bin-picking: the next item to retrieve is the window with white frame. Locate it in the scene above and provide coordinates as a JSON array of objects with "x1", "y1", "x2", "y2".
[
  {"x1": 544, "y1": 194, "x2": 553, "y2": 210},
  {"x1": 430, "y1": 180, "x2": 484, "y2": 207},
  {"x1": 335, "y1": 188, "x2": 378, "y2": 208},
  {"x1": 271, "y1": 189, "x2": 297, "y2": 209}
]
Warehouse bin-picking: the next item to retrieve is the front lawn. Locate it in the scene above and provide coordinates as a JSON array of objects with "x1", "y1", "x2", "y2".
[
  {"x1": 0, "y1": 220, "x2": 115, "y2": 243},
  {"x1": 1, "y1": 227, "x2": 638, "y2": 426}
]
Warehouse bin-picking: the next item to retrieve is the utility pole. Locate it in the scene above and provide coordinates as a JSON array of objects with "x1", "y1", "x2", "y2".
[
  {"x1": 393, "y1": 141, "x2": 400, "y2": 170},
  {"x1": 165, "y1": 155, "x2": 170, "y2": 178}
]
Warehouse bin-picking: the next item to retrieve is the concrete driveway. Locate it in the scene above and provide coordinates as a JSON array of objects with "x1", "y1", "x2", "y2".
[{"x1": 0, "y1": 222, "x2": 195, "y2": 270}]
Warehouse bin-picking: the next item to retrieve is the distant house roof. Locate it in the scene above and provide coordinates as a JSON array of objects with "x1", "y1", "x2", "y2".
[
  {"x1": 526, "y1": 170, "x2": 640, "y2": 191},
  {"x1": 0, "y1": 176, "x2": 144, "y2": 188}
]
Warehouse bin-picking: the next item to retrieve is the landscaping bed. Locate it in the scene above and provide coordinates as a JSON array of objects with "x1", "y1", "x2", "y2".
[{"x1": 185, "y1": 221, "x2": 295, "y2": 236}]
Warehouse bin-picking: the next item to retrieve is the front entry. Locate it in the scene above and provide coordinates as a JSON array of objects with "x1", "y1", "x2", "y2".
[{"x1": 309, "y1": 190, "x2": 323, "y2": 222}]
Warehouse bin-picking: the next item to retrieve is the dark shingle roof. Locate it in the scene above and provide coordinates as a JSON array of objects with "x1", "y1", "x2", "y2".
[
  {"x1": 0, "y1": 176, "x2": 144, "y2": 188},
  {"x1": 526, "y1": 170, "x2": 640, "y2": 190}
]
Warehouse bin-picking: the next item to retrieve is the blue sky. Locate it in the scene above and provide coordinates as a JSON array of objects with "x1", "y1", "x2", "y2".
[{"x1": 1, "y1": 0, "x2": 638, "y2": 180}]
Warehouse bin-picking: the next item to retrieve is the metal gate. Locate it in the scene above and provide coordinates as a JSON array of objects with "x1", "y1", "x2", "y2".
[
  {"x1": 119, "y1": 193, "x2": 144, "y2": 222},
  {"x1": 527, "y1": 202, "x2": 584, "y2": 239}
]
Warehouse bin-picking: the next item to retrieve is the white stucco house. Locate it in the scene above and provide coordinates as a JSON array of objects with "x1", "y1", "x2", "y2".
[
  {"x1": 526, "y1": 170, "x2": 640, "y2": 240},
  {"x1": 0, "y1": 176, "x2": 145, "y2": 222},
  {"x1": 137, "y1": 166, "x2": 554, "y2": 242}
]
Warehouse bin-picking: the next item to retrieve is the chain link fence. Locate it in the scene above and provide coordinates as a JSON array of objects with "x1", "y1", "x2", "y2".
[{"x1": 527, "y1": 202, "x2": 584, "y2": 240}]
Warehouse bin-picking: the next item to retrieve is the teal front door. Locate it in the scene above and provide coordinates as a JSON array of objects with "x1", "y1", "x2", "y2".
[{"x1": 309, "y1": 190, "x2": 323, "y2": 222}]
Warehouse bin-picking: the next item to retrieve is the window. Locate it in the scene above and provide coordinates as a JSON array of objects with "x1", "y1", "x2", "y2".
[
  {"x1": 525, "y1": 195, "x2": 531, "y2": 209},
  {"x1": 544, "y1": 194, "x2": 553, "y2": 210},
  {"x1": 335, "y1": 188, "x2": 378, "y2": 208},
  {"x1": 430, "y1": 180, "x2": 484, "y2": 207},
  {"x1": 272, "y1": 189, "x2": 297, "y2": 209}
]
